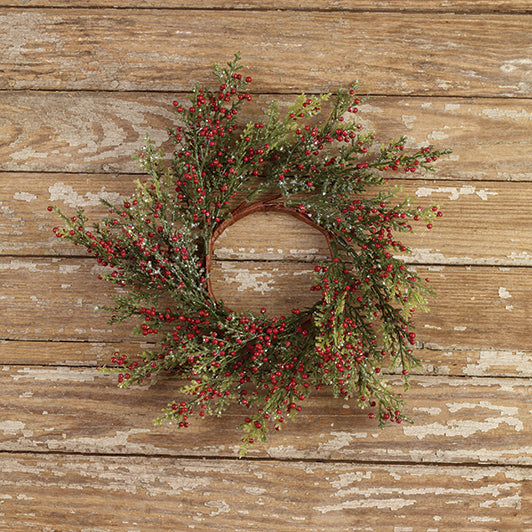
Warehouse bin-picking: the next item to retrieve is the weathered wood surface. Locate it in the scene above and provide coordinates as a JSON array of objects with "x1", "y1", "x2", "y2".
[
  {"x1": 210, "y1": 263, "x2": 532, "y2": 351},
  {"x1": 3, "y1": 339, "x2": 531, "y2": 378},
  {"x1": 2, "y1": 173, "x2": 532, "y2": 265},
  {"x1": 1, "y1": 367, "x2": 531, "y2": 463},
  {"x1": 1, "y1": 2, "x2": 531, "y2": 528},
  {"x1": 1, "y1": 10, "x2": 530, "y2": 95},
  {"x1": 1, "y1": 93, "x2": 531, "y2": 179},
  {"x1": 0, "y1": 0, "x2": 530, "y2": 11},
  {"x1": 0, "y1": 173, "x2": 137, "y2": 255},
  {"x1": 1, "y1": 454, "x2": 530, "y2": 532},
  {"x1": 1, "y1": 257, "x2": 530, "y2": 350},
  {"x1": 211, "y1": 199, "x2": 532, "y2": 266}
]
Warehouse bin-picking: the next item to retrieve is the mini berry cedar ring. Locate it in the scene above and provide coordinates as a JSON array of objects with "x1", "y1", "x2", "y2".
[
  {"x1": 51, "y1": 53, "x2": 451, "y2": 454},
  {"x1": 204, "y1": 196, "x2": 334, "y2": 307}
]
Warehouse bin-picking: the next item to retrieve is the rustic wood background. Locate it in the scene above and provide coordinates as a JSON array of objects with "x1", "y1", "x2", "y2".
[{"x1": 1, "y1": 1, "x2": 531, "y2": 530}]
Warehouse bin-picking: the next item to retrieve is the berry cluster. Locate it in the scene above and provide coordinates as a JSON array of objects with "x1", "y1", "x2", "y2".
[{"x1": 51, "y1": 54, "x2": 450, "y2": 454}]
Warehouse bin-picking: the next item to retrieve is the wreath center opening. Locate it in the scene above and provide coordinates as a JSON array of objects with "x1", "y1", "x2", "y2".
[{"x1": 206, "y1": 201, "x2": 333, "y2": 317}]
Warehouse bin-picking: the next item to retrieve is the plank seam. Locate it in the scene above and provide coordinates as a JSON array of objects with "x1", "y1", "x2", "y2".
[
  {"x1": 1, "y1": 360, "x2": 529, "y2": 380},
  {"x1": 1, "y1": 449, "x2": 531, "y2": 468},
  {"x1": 3, "y1": 170, "x2": 531, "y2": 184},
  {"x1": 1, "y1": 254, "x2": 532, "y2": 268},
  {"x1": 1, "y1": 88, "x2": 531, "y2": 100},
  {"x1": 1, "y1": 5, "x2": 531, "y2": 15}
]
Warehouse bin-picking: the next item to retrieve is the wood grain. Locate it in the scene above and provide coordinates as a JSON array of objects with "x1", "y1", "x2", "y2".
[
  {"x1": 1, "y1": 454, "x2": 529, "y2": 531},
  {"x1": 1, "y1": 257, "x2": 530, "y2": 350},
  {"x1": 0, "y1": 0, "x2": 530, "y2": 527},
  {"x1": 1, "y1": 92, "x2": 530, "y2": 180},
  {"x1": 1, "y1": 10, "x2": 530, "y2": 95},
  {"x1": 0, "y1": 0, "x2": 529, "y2": 11},
  {"x1": 1, "y1": 367, "x2": 530, "y2": 464},
  {"x1": 211, "y1": 186, "x2": 532, "y2": 266},
  {"x1": 0, "y1": 173, "x2": 136, "y2": 256},
  {"x1": 0, "y1": 339, "x2": 150, "y2": 367},
  {"x1": 3, "y1": 339, "x2": 531, "y2": 378},
  {"x1": 209, "y1": 262, "x2": 532, "y2": 350},
  {"x1": 2, "y1": 172, "x2": 532, "y2": 263},
  {"x1": 0, "y1": 257, "x2": 132, "y2": 342}
]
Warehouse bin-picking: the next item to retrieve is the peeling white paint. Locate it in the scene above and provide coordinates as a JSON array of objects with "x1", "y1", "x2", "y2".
[
  {"x1": 480, "y1": 494, "x2": 521, "y2": 509},
  {"x1": 0, "y1": 259, "x2": 40, "y2": 272},
  {"x1": 509, "y1": 251, "x2": 531, "y2": 262},
  {"x1": 49, "y1": 182, "x2": 122, "y2": 208},
  {"x1": 317, "y1": 431, "x2": 368, "y2": 454},
  {"x1": 405, "y1": 249, "x2": 446, "y2": 263},
  {"x1": 463, "y1": 350, "x2": 532, "y2": 376},
  {"x1": 0, "y1": 420, "x2": 27, "y2": 435},
  {"x1": 400, "y1": 248, "x2": 531, "y2": 266},
  {"x1": 13, "y1": 367, "x2": 96, "y2": 382},
  {"x1": 415, "y1": 185, "x2": 497, "y2": 201},
  {"x1": 413, "y1": 407, "x2": 442, "y2": 416},
  {"x1": 361, "y1": 103, "x2": 384, "y2": 114},
  {"x1": 58, "y1": 264, "x2": 81, "y2": 274},
  {"x1": 498, "y1": 287, "x2": 512, "y2": 299},
  {"x1": 219, "y1": 264, "x2": 276, "y2": 294},
  {"x1": 401, "y1": 115, "x2": 417, "y2": 129},
  {"x1": 13, "y1": 192, "x2": 37, "y2": 202},
  {"x1": 243, "y1": 486, "x2": 266, "y2": 496},
  {"x1": 469, "y1": 516, "x2": 499, "y2": 522},
  {"x1": 330, "y1": 471, "x2": 372, "y2": 489},
  {"x1": 316, "y1": 497, "x2": 416, "y2": 513},
  {"x1": 481, "y1": 106, "x2": 532, "y2": 120},
  {"x1": 446, "y1": 401, "x2": 520, "y2": 420},
  {"x1": 444, "y1": 103, "x2": 461, "y2": 112},
  {"x1": 16, "y1": 494, "x2": 35, "y2": 501},
  {"x1": 403, "y1": 415, "x2": 523, "y2": 440},
  {"x1": 428, "y1": 129, "x2": 450, "y2": 141},
  {"x1": 205, "y1": 500, "x2": 230, "y2": 516},
  {"x1": 214, "y1": 246, "x2": 327, "y2": 261}
]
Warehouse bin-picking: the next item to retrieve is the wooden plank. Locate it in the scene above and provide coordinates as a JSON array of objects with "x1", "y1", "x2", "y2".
[
  {"x1": 209, "y1": 262, "x2": 532, "y2": 350},
  {"x1": 1, "y1": 10, "x2": 530, "y2": 95},
  {"x1": 0, "y1": 173, "x2": 136, "y2": 256},
  {"x1": 210, "y1": 184, "x2": 532, "y2": 266},
  {"x1": 2, "y1": 339, "x2": 531, "y2": 378},
  {"x1": 2, "y1": 174, "x2": 532, "y2": 265},
  {"x1": 1, "y1": 258, "x2": 530, "y2": 350},
  {"x1": 0, "y1": 92, "x2": 174, "y2": 174},
  {"x1": 0, "y1": 367, "x2": 530, "y2": 463},
  {"x1": 1, "y1": 455, "x2": 529, "y2": 532},
  {"x1": 0, "y1": 1, "x2": 529, "y2": 12},
  {"x1": 1, "y1": 455, "x2": 530, "y2": 532},
  {"x1": 0, "y1": 257, "x2": 131, "y2": 342},
  {"x1": 2, "y1": 173, "x2": 532, "y2": 264},
  {"x1": 1, "y1": 92, "x2": 530, "y2": 180},
  {"x1": 0, "y1": 339, "x2": 148, "y2": 367}
]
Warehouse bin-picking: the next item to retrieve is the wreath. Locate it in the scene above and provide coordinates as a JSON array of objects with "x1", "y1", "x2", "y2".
[{"x1": 51, "y1": 54, "x2": 450, "y2": 454}]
